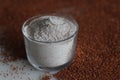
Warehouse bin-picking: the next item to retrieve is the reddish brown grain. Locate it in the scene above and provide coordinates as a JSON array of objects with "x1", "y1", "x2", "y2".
[{"x1": 0, "y1": 0, "x2": 120, "y2": 80}]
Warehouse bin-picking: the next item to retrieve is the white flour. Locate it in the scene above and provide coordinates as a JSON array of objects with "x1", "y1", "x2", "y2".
[
  {"x1": 26, "y1": 16, "x2": 76, "y2": 42},
  {"x1": 23, "y1": 15, "x2": 77, "y2": 68}
]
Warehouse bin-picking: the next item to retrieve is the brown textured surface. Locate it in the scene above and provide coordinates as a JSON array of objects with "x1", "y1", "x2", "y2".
[{"x1": 0, "y1": 0, "x2": 120, "y2": 80}]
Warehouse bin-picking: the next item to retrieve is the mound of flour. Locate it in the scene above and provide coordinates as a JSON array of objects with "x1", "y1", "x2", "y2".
[{"x1": 26, "y1": 16, "x2": 76, "y2": 42}]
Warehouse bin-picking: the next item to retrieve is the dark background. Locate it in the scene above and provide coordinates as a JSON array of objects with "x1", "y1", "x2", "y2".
[{"x1": 0, "y1": 0, "x2": 120, "y2": 79}]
